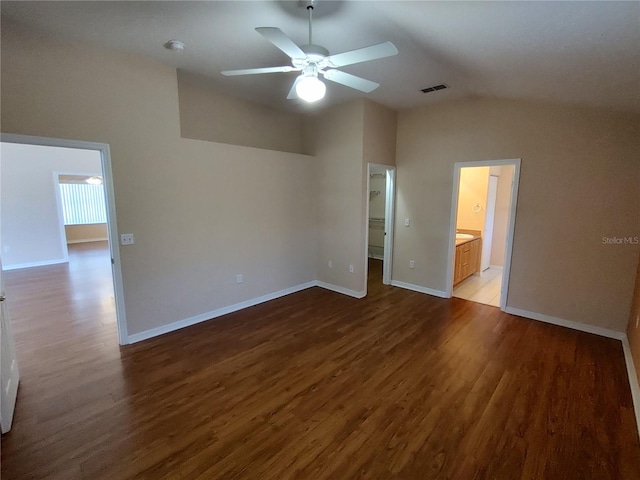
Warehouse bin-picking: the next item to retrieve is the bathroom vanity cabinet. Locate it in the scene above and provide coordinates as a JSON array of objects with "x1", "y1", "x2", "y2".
[{"x1": 453, "y1": 237, "x2": 481, "y2": 286}]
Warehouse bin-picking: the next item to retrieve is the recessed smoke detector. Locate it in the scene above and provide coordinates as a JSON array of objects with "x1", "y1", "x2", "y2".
[
  {"x1": 421, "y1": 84, "x2": 448, "y2": 93},
  {"x1": 164, "y1": 40, "x2": 185, "y2": 52}
]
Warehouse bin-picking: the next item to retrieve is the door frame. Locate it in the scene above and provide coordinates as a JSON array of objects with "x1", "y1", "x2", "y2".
[
  {"x1": 1, "y1": 133, "x2": 128, "y2": 344},
  {"x1": 445, "y1": 158, "x2": 521, "y2": 310},
  {"x1": 364, "y1": 163, "x2": 396, "y2": 290}
]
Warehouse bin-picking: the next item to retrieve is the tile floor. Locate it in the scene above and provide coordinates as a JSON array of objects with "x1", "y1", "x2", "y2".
[{"x1": 453, "y1": 266, "x2": 503, "y2": 307}]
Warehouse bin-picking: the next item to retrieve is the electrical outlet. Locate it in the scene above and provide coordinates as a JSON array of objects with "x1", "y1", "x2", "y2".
[
  {"x1": 328, "y1": 260, "x2": 333, "y2": 268},
  {"x1": 236, "y1": 274, "x2": 243, "y2": 284},
  {"x1": 120, "y1": 233, "x2": 134, "y2": 245},
  {"x1": 404, "y1": 218, "x2": 410, "y2": 227},
  {"x1": 349, "y1": 265, "x2": 354, "y2": 273},
  {"x1": 409, "y1": 260, "x2": 415, "y2": 269}
]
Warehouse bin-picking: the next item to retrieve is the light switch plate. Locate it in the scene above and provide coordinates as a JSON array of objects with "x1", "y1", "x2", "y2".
[{"x1": 404, "y1": 218, "x2": 410, "y2": 227}]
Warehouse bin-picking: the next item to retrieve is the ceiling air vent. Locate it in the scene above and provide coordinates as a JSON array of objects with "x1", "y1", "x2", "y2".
[{"x1": 421, "y1": 84, "x2": 448, "y2": 93}]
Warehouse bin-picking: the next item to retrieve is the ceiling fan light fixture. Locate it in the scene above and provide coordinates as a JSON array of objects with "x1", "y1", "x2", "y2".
[
  {"x1": 222, "y1": 2, "x2": 397, "y2": 103},
  {"x1": 296, "y1": 75, "x2": 326, "y2": 103},
  {"x1": 86, "y1": 176, "x2": 103, "y2": 185}
]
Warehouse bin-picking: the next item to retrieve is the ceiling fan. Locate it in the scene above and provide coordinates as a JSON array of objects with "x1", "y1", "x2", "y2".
[{"x1": 221, "y1": 1, "x2": 398, "y2": 103}]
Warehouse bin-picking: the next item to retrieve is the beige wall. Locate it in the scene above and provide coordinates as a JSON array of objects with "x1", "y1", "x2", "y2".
[
  {"x1": 456, "y1": 166, "x2": 489, "y2": 233},
  {"x1": 363, "y1": 100, "x2": 397, "y2": 167},
  {"x1": 395, "y1": 96, "x2": 640, "y2": 332},
  {"x1": 177, "y1": 71, "x2": 304, "y2": 154},
  {"x1": 65, "y1": 224, "x2": 108, "y2": 244},
  {"x1": 303, "y1": 100, "x2": 366, "y2": 293},
  {"x1": 627, "y1": 257, "x2": 640, "y2": 387},
  {"x1": 490, "y1": 165, "x2": 514, "y2": 266},
  {"x1": 1, "y1": 21, "x2": 316, "y2": 336}
]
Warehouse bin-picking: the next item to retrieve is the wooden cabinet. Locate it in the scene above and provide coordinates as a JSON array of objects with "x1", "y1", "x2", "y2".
[
  {"x1": 453, "y1": 238, "x2": 481, "y2": 286},
  {"x1": 468, "y1": 238, "x2": 480, "y2": 275}
]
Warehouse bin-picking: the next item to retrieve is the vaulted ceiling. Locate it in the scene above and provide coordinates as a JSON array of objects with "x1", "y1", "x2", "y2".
[{"x1": 2, "y1": 1, "x2": 639, "y2": 113}]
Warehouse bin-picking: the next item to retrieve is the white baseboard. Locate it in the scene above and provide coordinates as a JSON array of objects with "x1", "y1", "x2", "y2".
[
  {"x1": 67, "y1": 238, "x2": 108, "y2": 244},
  {"x1": 504, "y1": 307, "x2": 625, "y2": 340},
  {"x1": 390, "y1": 280, "x2": 448, "y2": 299},
  {"x1": 315, "y1": 281, "x2": 366, "y2": 299},
  {"x1": 622, "y1": 336, "x2": 640, "y2": 440},
  {"x1": 488, "y1": 265, "x2": 504, "y2": 270},
  {"x1": 127, "y1": 281, "x2": 317, "y2": 344},
  {"x1": 2, "y1": 258, "x2": 68, "y2": 271}
]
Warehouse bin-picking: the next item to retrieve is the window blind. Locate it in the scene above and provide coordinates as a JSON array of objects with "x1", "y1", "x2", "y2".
[{"x1": 59, "y1": 183, "x2": 107, "y2": 225}]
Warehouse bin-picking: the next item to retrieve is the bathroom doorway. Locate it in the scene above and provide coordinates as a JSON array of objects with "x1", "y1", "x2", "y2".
[
  {"x1": 446, "y1": 159, "x2": 521, "y2": 309},
  {"x1": 365, "y1": 164, "x2": 396, "y2": 289}
]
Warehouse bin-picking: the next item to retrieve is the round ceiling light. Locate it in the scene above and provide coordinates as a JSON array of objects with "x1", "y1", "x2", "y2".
[
  {"x1": 163, "y1": 40, "x2": 185, "y2": 52},
  {"x1": 296, "y1": 75, "x2": 326, "y2": 103}
]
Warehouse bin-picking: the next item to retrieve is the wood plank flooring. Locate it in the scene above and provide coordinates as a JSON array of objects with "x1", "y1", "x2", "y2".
[{"x1": 1, "y1": 245, "x2": 639, "y2": 479}]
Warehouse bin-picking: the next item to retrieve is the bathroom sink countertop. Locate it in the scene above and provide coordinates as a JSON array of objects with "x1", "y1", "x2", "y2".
[{"x1": 455, "y1": 233, "x2": 480, "y2": 246}]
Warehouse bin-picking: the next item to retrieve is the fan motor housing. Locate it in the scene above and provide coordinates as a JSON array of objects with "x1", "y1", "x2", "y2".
[{"x1": 301, "y1": 44, "x2": 330, "y2": 61}]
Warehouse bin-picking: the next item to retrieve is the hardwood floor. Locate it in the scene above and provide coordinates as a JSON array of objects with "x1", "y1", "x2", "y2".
[{"x1": 2, "y1": 251, "x2": 639, "y2": 479}]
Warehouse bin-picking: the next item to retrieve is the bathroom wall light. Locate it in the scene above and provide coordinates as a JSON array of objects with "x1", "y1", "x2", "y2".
[{"x1": 296, "y1": 75, "x2": 326, "y2": 103}]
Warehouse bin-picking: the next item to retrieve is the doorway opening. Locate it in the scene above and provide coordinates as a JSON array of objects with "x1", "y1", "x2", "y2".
[
  {"x1": 0, "y1": 134, "x2": 127, "y2": 344},
  {"x1": 446, "y1": 159, "x2": 521, "y2": 309},
  {"x1": 365, "y1": 164, "x2": 396, "y2": 291}
]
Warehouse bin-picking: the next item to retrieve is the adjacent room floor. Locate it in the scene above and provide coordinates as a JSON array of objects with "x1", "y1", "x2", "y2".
[
  {"x1": 2, "y1": 254, "x2": 639, "y2": 479},
  {"x1": 453, "y1": 266, "x2": 503, "y2": 307}
]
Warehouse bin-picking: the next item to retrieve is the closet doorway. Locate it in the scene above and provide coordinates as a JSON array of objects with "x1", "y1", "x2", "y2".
[{"x1": 365, "y1": 164, "x2": 396, "y2": 288}]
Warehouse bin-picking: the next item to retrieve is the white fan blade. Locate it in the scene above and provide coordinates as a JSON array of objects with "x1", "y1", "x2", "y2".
[
  {"x1": 256, "y1": 27, "x2": 307, "y2": 59},
  {"x1": 327, "y1": 41, "x2": 398, "y2": 68},
  {"x1": 323, "y1": 69, "x2": 379, "y2": 93},
  {"x1": 221, "y1": 66, "x2": 296, "y2": 76},
  {"x1": 287, "y1": 76, "x2": 302, "y2": 99}
]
